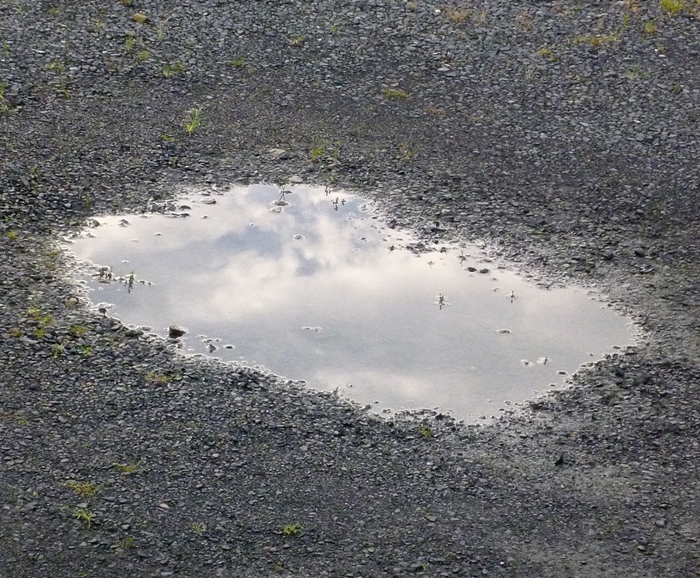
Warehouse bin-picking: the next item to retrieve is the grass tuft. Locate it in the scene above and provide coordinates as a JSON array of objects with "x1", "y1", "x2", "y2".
[
  {"x1": 183, "y1": 106, "x2": 202, "y2": 136},
  {"x1": 282, "y1": 523, "x2": 303, "y2": 536},
  {"x1": 660, "y1": 0, "x2": 684, "y2": 13},
  {"x1": 383, "y1": 87, "x2": 409, "y2": 100},
  {"x1": 65, "y1": 481, "x2": 99, "y2": 497},
  {"x1": 74, "y1": 507, "x2": 95, "y2": 528}
]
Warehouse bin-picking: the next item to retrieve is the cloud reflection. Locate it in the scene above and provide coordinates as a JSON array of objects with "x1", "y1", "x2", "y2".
[{"x1": 69, "y1": 184, "x2": 638, "y2": 421}]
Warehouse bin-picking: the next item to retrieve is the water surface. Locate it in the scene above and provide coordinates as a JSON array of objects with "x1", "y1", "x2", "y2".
[{"x1": 67, "y1": 184, "x2": 638, "y2": 420}]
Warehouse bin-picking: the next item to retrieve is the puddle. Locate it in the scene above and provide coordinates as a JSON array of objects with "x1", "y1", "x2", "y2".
[{"x1": 65, "y1": 184, "x2": 639, "y2": 421}]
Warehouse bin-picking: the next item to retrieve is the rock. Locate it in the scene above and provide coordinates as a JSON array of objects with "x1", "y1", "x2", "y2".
[
  {"x1": 132, "y1": 13, "x2": 148, "y2": 23},
  {"x1": 267, "y1": 148, "x2": 288, "y2": 159},
  {"x1": 124, "y1": 328, "x2": 144, "y2": 338},
  {"x1": 168, "y1": 325, "x2": 186, "y2": 338}
]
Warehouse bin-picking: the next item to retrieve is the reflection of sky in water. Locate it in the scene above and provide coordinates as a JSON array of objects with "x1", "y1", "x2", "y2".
[{"x1": 67, "y1": 184, "x2": 638, "y2": 421}]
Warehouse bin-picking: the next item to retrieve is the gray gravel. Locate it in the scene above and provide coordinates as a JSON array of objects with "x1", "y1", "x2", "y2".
[{"x1": 2, "y1": 0, "x2": 700, "y2": 576}]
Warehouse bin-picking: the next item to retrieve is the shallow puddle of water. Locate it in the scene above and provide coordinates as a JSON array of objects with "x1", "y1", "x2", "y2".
[{"x1": 66, "y1": 184, "x2": 638, "y2": 421}]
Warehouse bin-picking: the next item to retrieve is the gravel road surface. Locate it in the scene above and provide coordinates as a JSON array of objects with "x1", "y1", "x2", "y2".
[{"x1": 1, "y1": 0, "x2": 699, "y2": 576}]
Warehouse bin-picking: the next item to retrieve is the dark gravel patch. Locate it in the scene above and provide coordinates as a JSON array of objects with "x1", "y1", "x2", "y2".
[{"x1": 1, "y1": 0, "x2": 699, "y2": 576}]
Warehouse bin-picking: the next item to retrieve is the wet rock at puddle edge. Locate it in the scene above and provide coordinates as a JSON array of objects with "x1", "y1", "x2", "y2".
[{"x1": 169, "y1": 325, "x2": 187, "y2": 338}]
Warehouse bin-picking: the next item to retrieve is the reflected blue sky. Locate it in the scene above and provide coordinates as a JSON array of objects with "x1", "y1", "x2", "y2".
[{"x1": 67, "y1": 184, "x2": 639, "y2": 421}]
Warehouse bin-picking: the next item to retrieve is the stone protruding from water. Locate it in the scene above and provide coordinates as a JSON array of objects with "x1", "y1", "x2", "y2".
[{"x1": 168, "y1": 325, "x2": 187, "y2": 338}]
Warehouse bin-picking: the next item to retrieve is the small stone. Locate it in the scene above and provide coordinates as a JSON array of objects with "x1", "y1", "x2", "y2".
[
  {"x1": 479, "y1": 268, "x2": 490, "y2": 274},
  {"x1": 132, "y1": 13, "x2": 148, "y2": 23},
  {"x1": 124, "y1": 328, "x2": 143, "y2": 338},
  {"x1": 169, "y1": 325, "x2": 186, "y2": 338},
  {"x1": 267, "y1": 148, "x2": 287, "y2": 159}
]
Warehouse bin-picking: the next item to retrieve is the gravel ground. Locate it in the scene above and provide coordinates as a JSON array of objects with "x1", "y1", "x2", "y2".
[{"x1": 1, "y1": 0, "x2": 700, "y2": 576}]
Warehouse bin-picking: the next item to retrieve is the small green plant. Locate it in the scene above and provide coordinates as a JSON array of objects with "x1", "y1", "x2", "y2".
[
  {"x1": 290, "y1": 34, "x2": 306, "y2": 47},
  {"x1": 398, "y1": 142, "x2": 416, "y2": 159},
  {"x1": 65, "y1": 481, "x2": 99, "y2": 497},
  {"x1": 536, "y1": 46, "x2": 556, "y2": 60},
  {"x1": 382, "y1": 87, "x2": 409, "y2": 100},
  {"x1": 9, "y1": 327, "x2": 21, "y2": 338},
  {"x1": 0, "y1": 81, "x2": 10, "y2": 113},
  {"x1": 45, "y1": 61, "x2": 70, "y2": 98},
  {"x1": 625, "y1": 65, "x2": 648, "y2": 80},
  {"x1": 660, "y1": 0, "x2": 684, "y2": 13},
  {"x1": 282, "y1": 523, "x2": 303, "y2": 536},
  {"x1": 161, "y1": 133, "x2": 175, "y2": 142},
  {"x1": 46, "y1": 61, "x2": 64, "y2": 74},
  {"x1": 183, "y1": 106, "x2": 202, "y2": 136},
  {"x1": 29, "y1": 309, "x2": 53, "y2": 338},
  {"x1": 575, "y1": 33, "x2": 619, "y2": 46},
  {"x1": 16, "y1": 415, "x2": 29, "y2": 426},
  {"x1": 446, "y1": 6, "x2": 470, "y2": 24},
  {"x1": 69, "y1": 325, "x2": 88, "y2": 337},
  {"x1": 137, "y1": 50, "x2": 149, "y2": 62},
  {"x1": 156, "y1": 18, "x2": 169, "y2": 40},
  {"x1": 113, "y1": 462, "x2": 139, "y2": 474},
  {"x1": 162, "y1": 61, "x2": 185, "y2": 77},
  {"x1": 420, "y1": 425, "x2": 432, "y2": 439},
  {"x1": 79, "y1": 345, "x2": 94, "y2": 357},
  {"x1": 125, "y1": 34, "x2": 137, "y2": 51},
  {"x1": 120, "y1": 535, "x2": 136, "y2": 549},
  {"x1": 146, "y1": 372, "x2": 171, "y2": 385},
  {"x1": 644, "y1": 19, "x2": 658, "y2": 34},
  {"x1": 7, "y1": 229, "x2": 18, "y2": 240},
  {"x1": 51, "y1": 343, "x2": 65, "y2": 359},
  {"x1": 190, "y1": 522, "x2": 205, "y2": 535},
  {"x1": 310, "y1": 144, "x2": 326, "y2": 162},
  {"x1": 74, "y1": 507, "x2": 95, "y2": 528},
  {"x1": 230, "y1": 57, "x2": 245, "y2": 67},
  {"x1": 515, "y1": 11, "x2": 534, "y2": 32}
]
